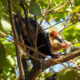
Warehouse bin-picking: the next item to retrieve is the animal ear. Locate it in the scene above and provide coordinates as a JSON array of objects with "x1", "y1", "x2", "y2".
[{"x1": 49, "y1": 27, "x2": 58, "y2": 37}]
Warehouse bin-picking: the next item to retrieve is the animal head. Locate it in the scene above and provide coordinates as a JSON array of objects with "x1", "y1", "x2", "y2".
[{"x1": 49, "y1": 28, "x2": 71, "y2": 53}]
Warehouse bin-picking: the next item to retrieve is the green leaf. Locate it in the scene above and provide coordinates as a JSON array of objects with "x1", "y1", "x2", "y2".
[
  {"x1": 72, "y1": 6, "x2": 80, "y2": 13},
  {"x1": 77, "y1": 76, "x2": 80, "y2": 80},
  {"x1": 37, "y1": 0, "x2": 49, "y2": 9},
  {"x1": 56, "y1": 68, "x2": 78, "y2": 80},
  {"x1": 76, "y1": 59, "x2": 80, "y2": 64},
  {"x1": 62, "y1": 24, "x2": 77, "y2": 41},
  {"x1": 4, "y1": 42, "x2": 16, "y2": 57},
  {"x1": 1, "y1": 19, "x2": 11, "y2": 33},
  {"x1": 54, "y1": 0, "x2": 65, "y2": 4},
  {"x1": 0, "y1": 38, "x2": 16, "y2": 57},
  {"x1": 44, "y1": 72, "x2": 52, "y2": 79},
  {"x1": 75, "y1": 0, "x2": 80, "y2": 6},
  {"x1": 74, "y1": 43, "x2": 80, "y2": 47},
  {"x1": 29, "y1": 3, "x2": 41, "y2": 17}
]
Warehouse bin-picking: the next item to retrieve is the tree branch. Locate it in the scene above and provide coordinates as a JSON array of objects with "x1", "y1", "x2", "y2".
[
  {"x1": 8, "y1": 0, "x2": 23, "y2": 79},
  {"x1": 27, "y1": 49, "x2": 80, "y2": 80},
  {"x1": 59, "y1": 21, "x2": 77, "y2": 34},
  {"x1": 42, "y1": 50, "x2": 80, "y2": 71},
  {"x1": 27, "y1": 61, "x2": 41, "y2": 80},
  {"x1": 42, "y1": 0, "x2": 69, "y2": 15}
]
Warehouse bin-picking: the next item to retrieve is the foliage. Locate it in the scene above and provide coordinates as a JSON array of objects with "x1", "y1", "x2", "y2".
[
  {"x1": 0, "y1": 38, "x2": 16, "y2": 80},
  {"x1": 56, "y1": 68, "x2": 80, "y2": 80},
  {"x1": 0, "y1": 0, "x2": 80, "y2": 80}
]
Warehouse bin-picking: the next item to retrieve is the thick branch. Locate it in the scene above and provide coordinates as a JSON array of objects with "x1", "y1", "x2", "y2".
[
  {"x1": 28, "y1": 50, "x2": 80, "y2": 80},
  {"x1": 27, "y1": 61, "x2": 41, "y2": 80},
  {"x1": 42, "y1": 50, "x2": 80, "y2": 71}
]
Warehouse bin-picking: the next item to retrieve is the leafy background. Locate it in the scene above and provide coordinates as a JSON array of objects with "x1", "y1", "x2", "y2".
[{"x1": 0, "y1": 0, "x2": 80, "y2": 80}]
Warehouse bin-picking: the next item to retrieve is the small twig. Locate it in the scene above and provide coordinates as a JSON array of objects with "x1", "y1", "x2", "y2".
[
  {"x1": 16, "y1": 40, "x2": 67, "y2": 65},
  {"x1": 14, "y1": 39, "x2": 60, "y2": 64},
  {"x1": 14, "y1": 40, "x2": 47, "y2": 58},
  {"x1": 46, "y1": 0, "x2": 51, "y2": 10},
  {"x1": 39, "y1": 0, "x2": 52, "y2": 27},
  {"x1": 44, "y1": 0, "x2": 51, "y2": 13},
  {"x1": 59, "y1": 21, "x2": 77, "y2": 34},
  {"x1": 39, "y1": 16, "x2": 45, "y2": 26},
  {"x1": 39, "y1": 20, "x2": 67, "y2": 33},
  {"x1": 42, "y1": 0, "x2": 69, "y2": 14},
  {"x1": 0, "y1": 31, "x2": 8, "y2": 38},
  {"x1": 69, "y1": 0, "x2": 72, "y2": 8},
  {"x1": 72, "y1": 41, "x2": 80, "y2": 44}
]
